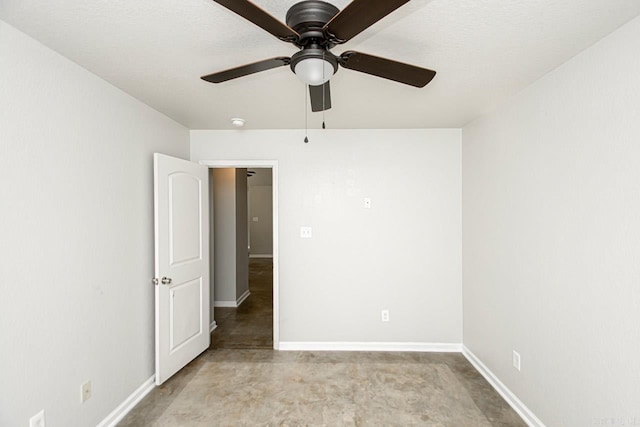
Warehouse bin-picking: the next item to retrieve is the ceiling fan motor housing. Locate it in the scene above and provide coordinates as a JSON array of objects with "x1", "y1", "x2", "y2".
[{"x1": 286, "y1": 0, "x2": 340, "y2": 47}]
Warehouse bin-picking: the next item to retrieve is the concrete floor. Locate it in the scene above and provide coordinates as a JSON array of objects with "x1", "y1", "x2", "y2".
[{"x1": 119, "y1": 259, "x2": 526, "y2": 426}]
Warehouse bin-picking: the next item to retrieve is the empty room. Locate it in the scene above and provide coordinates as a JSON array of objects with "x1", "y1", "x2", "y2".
[{"x1": 1, "y1": 1, "x2": 639, "y2": 426}]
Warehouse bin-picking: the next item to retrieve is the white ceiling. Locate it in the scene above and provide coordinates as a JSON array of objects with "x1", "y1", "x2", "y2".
[{"x1": 2, "y1": 0, "x2": 640, "y2": 130}]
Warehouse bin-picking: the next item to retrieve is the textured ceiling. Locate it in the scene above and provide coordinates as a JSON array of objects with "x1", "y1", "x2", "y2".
[{"x1": 2, "y1": 0, "x2": 640, "y2": 130}]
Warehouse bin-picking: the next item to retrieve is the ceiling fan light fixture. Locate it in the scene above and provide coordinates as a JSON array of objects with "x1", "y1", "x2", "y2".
[
  {"x1": 294, "y1": 58, "x2": 335, "y2": 86},
  {"x1": 290, "y1": 48, "x2": 338, "y2": 87}
]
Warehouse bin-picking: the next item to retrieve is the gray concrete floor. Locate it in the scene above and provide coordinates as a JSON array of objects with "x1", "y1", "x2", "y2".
[{"x1": 119, "y1": 259, "x2": 526, "y2": 426}]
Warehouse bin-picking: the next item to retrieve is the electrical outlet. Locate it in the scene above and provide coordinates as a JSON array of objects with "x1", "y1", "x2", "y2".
[
  {"x1": 300, "y1": 226, "x2": 312, "y2": 238},
  {"x1": 381, "y1": 309, "x2": 390, "y2": 322},
  {"x1": 29, "y1": 410, "x2": 45, "y2": 427},
  {"x1": 81, "y1": 381, "x2": 92, "y2": 403},
  {"x1": 513, "y1": 351, "x2": 521, "y2": 371}
]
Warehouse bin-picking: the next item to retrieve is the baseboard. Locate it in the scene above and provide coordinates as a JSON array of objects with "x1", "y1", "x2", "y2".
[
  {"x1": 249, "y1": 254, "x2": 273, "y2": 258},
  {"x1": 210, "y1": 320, "x2": 217, "y2": 333},
  {"x1": 462, "y1": 346, "x2": 545, "y2": 427},
  {"x1": 214, "y1": 290, "x2": 251, "y2": 308},
  {"x1": 278, "y1": 341, "x2": 462, "y2": 352},
  {"x1": 236, "y1": 289, "x2": 251, "y2": 306},
  {"x1": 214, "y1": 300, "x2": 237, "y2": 308},
  {"x1": 97, "y1": 375, "x2": 155, "y2": 427}
]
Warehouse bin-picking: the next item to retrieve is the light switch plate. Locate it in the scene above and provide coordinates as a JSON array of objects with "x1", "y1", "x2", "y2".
[
  {"x1": 81, "y1": 381, "x2": 92, "y2": 403},
  {"x1": 364, "y1": 198, "x2": 372, "y2": 209},
  {"x1": 512, "y1": 351, "x2": 521, "y2": 371}
]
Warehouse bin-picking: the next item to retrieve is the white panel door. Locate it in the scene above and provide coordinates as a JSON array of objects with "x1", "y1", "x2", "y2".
[{"x1": 154, "y1": 153, "x2": 209, "y2": 385}]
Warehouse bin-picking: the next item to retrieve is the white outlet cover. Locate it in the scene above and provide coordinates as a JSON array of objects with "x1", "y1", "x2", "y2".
[
  {"x1": 252, "y1": 217, "x2": 258, "y2": 222},
  {"x1": 300, "y1": 226, "x2": 312, "y2": 238},
  {"x1": 364, "y1": 198, "x2": 372, "y2": 208},
  {"x1": 29, "y1": 410, "x2": 45, "y2": 427},
  {"x1": 381, "y1": 310, "x2": 390, "y2": 322}
]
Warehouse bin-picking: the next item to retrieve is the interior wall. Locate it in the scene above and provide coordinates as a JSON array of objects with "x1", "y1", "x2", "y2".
[
  {"x1": 212, "y1": 168, "x2": 237, "y2": 303},
  {"x1": 462, "y1": 15, "x2": 640, "y2": 427},
  {"x1": 0, "y1": 20, "x2": 189, "y2": 427},
  {"x1": 211, "y1": 168, "x2": 249, "y2": 305},
  {"x1": 235, "y1": 169, "x2": 249, "y2": 300},
  {"x1": 191, "y1": 129, "x2": 462, "y2": 344},
  {"x1": 249, "y1": 181, "x2": 274, "y2": 256}
]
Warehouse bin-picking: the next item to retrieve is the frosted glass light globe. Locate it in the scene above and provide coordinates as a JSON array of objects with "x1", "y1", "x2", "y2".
[{"x1": 294, "y1": 58, "x2": 335, "y2": 86}]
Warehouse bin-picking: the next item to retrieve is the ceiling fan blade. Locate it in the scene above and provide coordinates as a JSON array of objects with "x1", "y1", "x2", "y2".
[
  {"x1": 340, "y1": 51, "x2": 436, "y2": 88},
  {"x1": 211, "y1": 0, "x2": 299, "y2": 42},
  {"x1": 201, "y1": 57, "x2": 291, "y2": 83},
  {"x1": 309, "y1": 82, "x2": 332, "y2": 112},
  {"x1": 323, "y1": 0, "x2": 410, "y2": 44}
]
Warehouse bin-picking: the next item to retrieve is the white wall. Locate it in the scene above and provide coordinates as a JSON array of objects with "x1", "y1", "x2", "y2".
[
  {"x1": 191, "y1": 129, "x2": 462, "y2": 344},
  {"x1": 0, "y1": 20, "x2": 189, "y2": 426},
  {"x1": 462, "y1": 16, "x2": 640, "y2": 427},
  {"x1": 249, "y1": 183, "x2": 273, "y2": 256}
]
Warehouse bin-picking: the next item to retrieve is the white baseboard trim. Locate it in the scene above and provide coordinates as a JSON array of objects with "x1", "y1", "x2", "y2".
[
  {"x1": 462, "y1": 346, "x2": 545, "y2": 427},
  {"x1": 278, "y1": 342, "x2": 462, "y2": 352},
  {"x1": 214, "y1": 290, "x2": 251, "y2": 308},
  {"x1": 214, "y1": 300, "x2": 237, "y2": 308},
  {"x1": 236, "y1": 289, "x2": 251, "y2": 306},
  {"x1": 210, "y1": 320, "x2": 217, "y2": 333},
  {"x1": 97, "y1": 375, "x2": 155, "y2": 427},
  {"x1": 249, "y1": 254, "x2": 273, "y2": 258}
]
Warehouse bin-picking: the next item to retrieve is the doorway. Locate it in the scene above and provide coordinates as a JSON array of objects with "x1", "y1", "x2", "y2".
[{"x1": 201, "y1": 160, "x2": 279, "y2": 349}]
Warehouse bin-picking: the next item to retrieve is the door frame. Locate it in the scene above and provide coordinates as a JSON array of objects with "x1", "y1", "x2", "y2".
[{"x1": 200, "y1": 160, "x2": 280, "y2": 349}]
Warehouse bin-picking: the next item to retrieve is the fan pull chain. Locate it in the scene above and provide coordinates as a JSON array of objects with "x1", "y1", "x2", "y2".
[
  {"x1": 304, "y1": 84, "x2": 309, "y2": 143},
  {"x1": 322, "y1": 51, "x2": 326, "y2": 129}
]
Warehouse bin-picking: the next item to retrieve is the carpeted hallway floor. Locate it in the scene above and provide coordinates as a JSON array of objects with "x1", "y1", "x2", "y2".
[{"x1": 118, "y1": 259, "x2": 526, "y2": 426}]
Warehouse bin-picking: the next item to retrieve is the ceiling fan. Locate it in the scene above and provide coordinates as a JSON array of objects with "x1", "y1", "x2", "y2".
[{"x1": 201, "y1": 0, "x2": 436, "y2": 112}]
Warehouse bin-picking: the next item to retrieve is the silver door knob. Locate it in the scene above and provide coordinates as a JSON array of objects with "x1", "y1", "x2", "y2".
[{"x1": 161, "y1": 277, "x2": 172, "y2": 285}]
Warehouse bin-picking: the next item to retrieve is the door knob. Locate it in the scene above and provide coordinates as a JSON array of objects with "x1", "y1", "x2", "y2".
[{"x1": 161, "y1": 277, "x2": 172, "y2": 285}]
